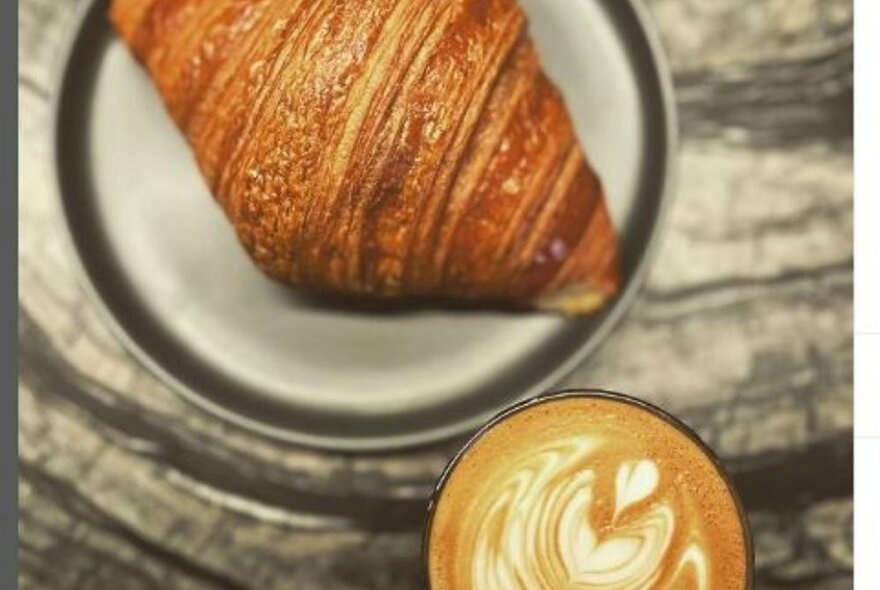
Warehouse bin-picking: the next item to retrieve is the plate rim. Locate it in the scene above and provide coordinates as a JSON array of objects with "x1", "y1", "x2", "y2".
[{"x1": 49, "y1": 0, "x2": 680, "y2": 453}]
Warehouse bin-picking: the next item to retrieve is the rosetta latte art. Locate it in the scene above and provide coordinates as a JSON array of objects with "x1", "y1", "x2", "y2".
[
  {"x1": 471, "y1": 437, "x2": 709, "y2": 590},
  {"x1": 427, "y1": 397, "x2": 749, "y2": 590}
]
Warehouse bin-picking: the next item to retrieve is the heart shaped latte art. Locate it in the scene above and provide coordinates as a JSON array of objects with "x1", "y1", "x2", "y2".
[{"x1": 471, "y1": 438, "x2": 709, "y2": 590}]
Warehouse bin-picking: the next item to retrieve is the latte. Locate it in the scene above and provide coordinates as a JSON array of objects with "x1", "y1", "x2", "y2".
[{"x1": 426, "y1": 392, "x2": 751, "y2": 590}]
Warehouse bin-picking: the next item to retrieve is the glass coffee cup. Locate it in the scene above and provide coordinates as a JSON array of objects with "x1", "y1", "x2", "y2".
[{"x1": 424, "y1": 389, "x2": 754, "y2": 590}]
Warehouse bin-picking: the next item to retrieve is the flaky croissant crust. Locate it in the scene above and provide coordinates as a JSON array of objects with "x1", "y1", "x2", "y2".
[{"x1": 111, "y1": 0, "x2": 620, "y2": 313}]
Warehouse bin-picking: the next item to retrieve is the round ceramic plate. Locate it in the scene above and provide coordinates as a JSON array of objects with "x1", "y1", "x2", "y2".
[{"x1": 53, "y1": 0, "x2": 677, "y2": 451}]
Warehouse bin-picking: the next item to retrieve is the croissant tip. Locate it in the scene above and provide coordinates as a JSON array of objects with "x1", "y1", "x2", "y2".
[{"x1": 535, "y1": 285, "x2": 613, "y2": 316}]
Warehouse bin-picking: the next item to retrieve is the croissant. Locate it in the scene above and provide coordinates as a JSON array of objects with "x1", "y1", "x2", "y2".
[{"x1": 110, "y1": 0, "x2": 621, "y2": 314}]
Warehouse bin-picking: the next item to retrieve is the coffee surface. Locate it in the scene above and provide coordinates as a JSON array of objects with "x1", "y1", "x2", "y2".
[{"x1": 427, "y1": 396, "x2": 749, "y2": 589}]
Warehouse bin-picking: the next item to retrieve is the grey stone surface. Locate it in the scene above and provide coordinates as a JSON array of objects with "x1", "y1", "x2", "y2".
[{"x1": 19, "y1": 0, "x2": 853, "y2": 588}]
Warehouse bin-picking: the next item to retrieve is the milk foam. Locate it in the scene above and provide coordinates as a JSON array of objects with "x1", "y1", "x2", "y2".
[
  {"x1": 427, "y1": 397, "x2": 748, "y2": 590},
  {"x1": 470, "y1": 438, "x2": 704, "y2": 589}
]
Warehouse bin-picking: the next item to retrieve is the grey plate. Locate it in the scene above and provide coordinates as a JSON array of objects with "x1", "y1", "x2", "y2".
[{"x1": 53, "y1": 0, "x2": 677, "y2": 452}]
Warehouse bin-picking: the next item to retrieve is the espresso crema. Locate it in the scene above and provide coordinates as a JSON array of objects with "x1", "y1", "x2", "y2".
[{"x1": 427, "y1": 395, "x2": 750, "y2": 589}]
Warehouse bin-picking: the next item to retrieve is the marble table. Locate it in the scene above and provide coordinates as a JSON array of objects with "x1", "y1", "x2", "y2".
[{"x1": 19, "y1": 0, "x2": 854, "y2": 588}]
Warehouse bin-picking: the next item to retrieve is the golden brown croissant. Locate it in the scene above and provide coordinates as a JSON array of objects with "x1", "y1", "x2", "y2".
[{"x1": 110, "y1": 0, "x2": 620, "y2": 313}]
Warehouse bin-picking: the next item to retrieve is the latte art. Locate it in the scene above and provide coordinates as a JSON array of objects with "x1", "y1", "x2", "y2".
[
  {"x1": 427, "y1": 396, "x2": 750, "y2": 590},
  {"x1": 472, "y1": 439, "x2": 701, "y2": 589}
]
